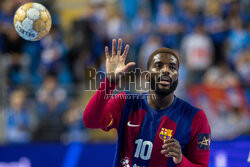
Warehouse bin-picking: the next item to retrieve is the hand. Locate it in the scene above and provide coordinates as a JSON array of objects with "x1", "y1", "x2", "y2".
[
  {"x1": 105, "y1": 38, "x2": 135, "y2": 83},
  {"x1": 161, "y1": 139, "x2": 183, "y2": 164}
]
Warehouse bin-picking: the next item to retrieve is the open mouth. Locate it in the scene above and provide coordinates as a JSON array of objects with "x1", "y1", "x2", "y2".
[{"x1": 158, "y1": 75, "x2": 171, "y2": 86}]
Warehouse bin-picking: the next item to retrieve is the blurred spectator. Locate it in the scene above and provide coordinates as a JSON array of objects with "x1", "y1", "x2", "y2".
[
  {"x1": 36, "y1": 73, "x2": 68, "y2": 116},
  {"x1": 89, "y1": 2, "x2": 108, "y2": 58},
  {"x1": 234, "y1": 49, "x2": 250, "y2": 110},
  {"x1": 33, "y1": 73, "x2": 68, "y2": 141},
  {"x1": 0, "y1": 0, "x2": 15, "y2": 31},
  {"x1": 73, "y1": 50, "x2": 94, "y2": 83},
  {"x1": 226, "y1": 16, "x2": 249, "y2": 68},
  {"x1": 203, "y1": 64, "x2": 240, "y2": 89},
  {"x1": 0, "y1": 0, "x2": 23, "y2": 54},
  {"x1": 40, "y1": 26, "x2": 64, "y2": 73},
  {"x1": 137, "y1": 0, "x2": 154, "y2": 17},
  {"x1": 131, "y1": 7, "x2": 153, "y2": 46},
  {"x1": 178, "y1": 0, "x2": 201, "y2": 34},
  {"x1": 220, "y1": 0, "x2": 238, "y2": 19},
  {"x1": 189, "y1": 64, "x2": 249, "y2": 140},
  {"x1": 4, "y1": 89, "x2": 35, "y2": 143},
  {"x1": 202, "y1": 64, "x2": 248, "y2": 140},
  {"x1": 39, "y1": 25, "x2": 71, "y2": 84},
  {"x1": 138, "y1": 35, "x2": 162, "y2": 71},
  {"x1": 239, "y1": 0, "x2": 250, "y2": 23},
  {"x1": 156, "y1": 2, "x2": 181, "y2": 49},
  {"x1": 203, "y1": 0, "x2": 227, "y2": 63},
  {"x1": 3, "y1": 53, "x2": 30, "y2": 87},
  {"x1": 67, "y1": 19, "x2": 96, "y2": 83},
  {"x1": 235, "y1": 49, "x2": 250, "y2": 87},
  {"x1": 121, "y1": 0, "x2": 138, "y2": 20},
  {"x1": 62, "y1": 99, "x2": 87, "y2": 143},
  {"x1": 105, "y1": 5, "x2": 127, "y2": 40},
  {"x1": 181, "y1": 24, "x2": 214, "y2": 83}
]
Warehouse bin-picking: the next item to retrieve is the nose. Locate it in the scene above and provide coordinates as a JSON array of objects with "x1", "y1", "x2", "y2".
[{"x1": 160, "y1": 65, "x2": 170, "y2": 74}]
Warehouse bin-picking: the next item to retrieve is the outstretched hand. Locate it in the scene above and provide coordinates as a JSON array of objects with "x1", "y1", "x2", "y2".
[{"x1": 105, "y1": 38, "x2": 136, "y2": 83}]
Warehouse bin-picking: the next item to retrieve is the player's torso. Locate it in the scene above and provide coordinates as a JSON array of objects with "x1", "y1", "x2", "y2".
[{"x1": 117, "y1": 96, "x2": 198, "y2": 167}]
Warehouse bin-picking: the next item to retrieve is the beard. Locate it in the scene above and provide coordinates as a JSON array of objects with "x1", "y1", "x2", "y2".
[{"x1": 150, "y1": 76, "x2": 178, "y2": 96}]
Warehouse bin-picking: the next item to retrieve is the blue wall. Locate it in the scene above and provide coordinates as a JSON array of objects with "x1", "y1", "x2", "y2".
[{"x1": 0, "y1": 137, "x2": 249, "y2": 167}]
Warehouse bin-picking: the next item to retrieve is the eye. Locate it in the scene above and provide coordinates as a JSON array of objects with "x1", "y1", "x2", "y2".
[
  {"x1": 155, "y1": 63, "x2": 162, "y2": 68},
  {"x1": 169, "y1": 65, "x2": 176, "y2": 70}
]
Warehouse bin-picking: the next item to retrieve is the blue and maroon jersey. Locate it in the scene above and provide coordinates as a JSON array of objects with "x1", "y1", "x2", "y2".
[{"x1": 83, "y1": 78, "x2": 211, "y2": 167}]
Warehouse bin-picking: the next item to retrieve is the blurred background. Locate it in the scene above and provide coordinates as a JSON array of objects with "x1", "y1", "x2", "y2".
[{"x1": 0, "y1": 0, "x2": 249, "y2": 166}]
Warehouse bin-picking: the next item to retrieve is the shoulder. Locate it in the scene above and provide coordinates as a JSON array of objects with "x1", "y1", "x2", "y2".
[
  {"x1": 175, "y1": 97, "x2": 210, "y2": 133},
  {"x1": 175, "y1": 97, "x2": 210, "y2": 126},
  {"x1": 175, "y1": 97, "x2": 201, "y2": 116},
  {"x1": 176, "y1": 98, "x2": 211, "y2": 131}
]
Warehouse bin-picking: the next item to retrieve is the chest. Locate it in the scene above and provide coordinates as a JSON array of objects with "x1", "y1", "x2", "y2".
[{"x1": 123, "y1": 109, "x2": 191, "y2": 152}]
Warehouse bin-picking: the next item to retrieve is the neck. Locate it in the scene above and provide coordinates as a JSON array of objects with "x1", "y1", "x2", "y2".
[{"x1": 147, "y1": 90, "x2": 175, "y2": 110}]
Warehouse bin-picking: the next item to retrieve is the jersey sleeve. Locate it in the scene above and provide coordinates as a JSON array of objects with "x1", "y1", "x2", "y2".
[
  {"x1": 83, "y1": 77, "x2": 127, "y2": 131},
  {"x1": 177, "y1": 110, "x2": 211, "y2": 167}
]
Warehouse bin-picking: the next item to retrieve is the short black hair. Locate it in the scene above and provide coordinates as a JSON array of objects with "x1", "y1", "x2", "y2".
[{"x1": 147, "y1": 48, "x2": 180, "y2": 70}]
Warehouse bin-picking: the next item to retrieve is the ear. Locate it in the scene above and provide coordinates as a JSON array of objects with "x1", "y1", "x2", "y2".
[{"x1": 173, "y1": 71, "x2": 179, "y2": 82}]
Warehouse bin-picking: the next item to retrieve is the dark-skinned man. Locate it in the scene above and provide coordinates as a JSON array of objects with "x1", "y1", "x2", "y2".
[{"x1": 83, "y1": 38, "x2": 211, "y2": 167}]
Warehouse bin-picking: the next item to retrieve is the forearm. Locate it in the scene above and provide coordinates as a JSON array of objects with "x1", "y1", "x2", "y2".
[
  {"x1": 83, "y1": 38, "x2": 134, "y2": 129},
  {"x1": 83, "y1": 77, "x2": 116, "y2": 129}
]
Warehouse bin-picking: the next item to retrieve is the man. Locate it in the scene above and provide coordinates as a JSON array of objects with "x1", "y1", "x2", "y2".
[{"x1": 83, "y1": 38, "x2": 211, "y2": 167}]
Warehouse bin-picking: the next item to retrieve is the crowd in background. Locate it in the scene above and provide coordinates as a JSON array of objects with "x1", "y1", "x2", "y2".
[{"x1": 0, "y1": 0, "x2": 249, "y2": 144}]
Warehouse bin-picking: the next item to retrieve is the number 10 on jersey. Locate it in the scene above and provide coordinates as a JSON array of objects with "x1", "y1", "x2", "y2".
[{"x1": 134, "y1": 139, "x2": 153, "y2": 160}]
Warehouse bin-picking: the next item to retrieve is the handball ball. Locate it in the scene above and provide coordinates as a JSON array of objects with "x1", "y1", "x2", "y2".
[{"x1": 14, "y1": 2, "x2": 52, "y2": 41}]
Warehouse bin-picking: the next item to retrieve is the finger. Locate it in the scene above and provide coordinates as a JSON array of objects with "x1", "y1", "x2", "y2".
[
  {"x1": 162, "y1": 142, "x2": 179, "y2": 149},
  {"x1": 164, "y1": 139, "x2": 175, "y2": 144},
  {"x1": 165, "y1": 152, "x2": 179, "y2": 158},
  {"x1": 164, "y1": 138, "x2": 179, "y2": 144},
  {"x1": 161, "y1": 149, "x2": 168, "y2": 155},
  {"x1": 105, "y1": 46, "x2": 110, "y2": 59},
  {"x1": 112, "y1": 39, "x2": 116, "y2": 57},
  {"x1": 122, "y1": 62, "x2": 136, "y2": 72},
  {"x1": 117, "y1": 38, "x2": 122, "y2": 56},
  {"x1": 161, "y1": 147, "x2": 181, "y2": 155},
  {"x1": 166, "y1": 147, "x2": 181, "y2": 154},
  {"x1": 172, "y1": 138, "x2": 179, "y2": 143},
  {"x1": 121, "y1": 44, "x2": 129, "y2": 61}
]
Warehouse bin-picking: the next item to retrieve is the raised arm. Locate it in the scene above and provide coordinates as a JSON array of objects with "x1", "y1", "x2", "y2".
[{"x1": 83, "y1": 38, "x2": 135, "y2": 130}]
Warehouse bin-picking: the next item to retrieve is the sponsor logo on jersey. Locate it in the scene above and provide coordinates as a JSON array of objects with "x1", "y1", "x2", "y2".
[
  {"x1": 198, "y1": 133, "x2": 211, "y2": 150},
  {"x1": 127, "y1": 121, "x2": 140, "y2": 127},
  {"x1": 159, "y1": 128, "x2": 172, "y2": 141},
  {"x1": 121, "y1": 157, "x2": 130, "y2": 167}
]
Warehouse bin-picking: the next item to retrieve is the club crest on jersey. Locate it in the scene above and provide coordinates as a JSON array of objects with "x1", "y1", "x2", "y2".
[{"x1": 159, "y1": 128, "x2": 172, "y2": 141}]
